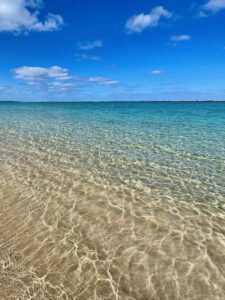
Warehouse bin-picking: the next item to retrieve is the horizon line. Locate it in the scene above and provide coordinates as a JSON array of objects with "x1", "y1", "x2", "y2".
[{"x1": 1, "y1": 100, "x2": 225, "y2": 103}]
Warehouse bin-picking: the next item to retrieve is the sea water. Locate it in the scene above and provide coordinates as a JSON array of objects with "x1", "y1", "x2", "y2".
[{"x1": 0, "y1": 101, "x2": 225, "y2": 299}]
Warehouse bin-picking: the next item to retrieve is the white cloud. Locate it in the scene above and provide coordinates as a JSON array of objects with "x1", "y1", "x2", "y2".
[
  {"x1": 12, "y1": 66, "x2": 71, "y2": 81},
  {"x1": 0, "y1": 0, "x2": 63, "y2": 34},
  {"x1": 98, "y1": 80, "x2": 119, "y2": 86},
  {"x1": 75, "y1": 53, "x2": 100, "y2": 61},
  {"x1": 25, "y1": 80, "x2": 78, "y2": 90},
  {"x1": 78, "y1": 40, "x2": 102, "y2": 50},
  {"x1": 125, "y1": 6, "x2": 172, "y2": 33},
  {"x1": 198, "y1": 11, "x2": 208, "y2": 17},
  {"x1": 151, "y1": 70, "x2": 163, "y2": 75},
  {"x1": 87, "y1": 77, "x2": 119, "y2": 86},
  {"x1": 203, "y1": 0, "x2": 225, "y2": 11},
  {"x1": 88, "y1": 77, "x2": 109, "y2": 82},
  {"x1": 170, "y1": 35, "x2": 191, "y2": 41},
  {"x1": 48, "y1": 82, "x2": 78, "y2": 89},
  {"x1": 12, "y1": 66, "x2": 120, "y2": 88}
]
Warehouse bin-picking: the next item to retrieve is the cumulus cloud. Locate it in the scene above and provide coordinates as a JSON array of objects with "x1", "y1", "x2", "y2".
[
  {"x1": 203, "y1": 0, "x2": 225, "y2": 11},
  {"x1": 150, "y1": 70, "x2": 163, "y2": 75},
  {"x1": 12, "y1": 66, "x2": 71, "y2": 81},
  {"x1": 170, "y1": 35, "x2": 191, "y2": 41},
  {"x1": 78, "y1": 40, "x2": 102, "y2": 50},
  {"x1": 0, "y1": 0, "x2": 63, "y2": 33},
  {"x1": 12, "y1": 66, "x2": 120, "y2": 88},
  {"x1": 75, "y1": 53, "x2": 101, "y2": 61},
  {"x1": 125, "y1": 6, "x2": 172, "y2": 33}
]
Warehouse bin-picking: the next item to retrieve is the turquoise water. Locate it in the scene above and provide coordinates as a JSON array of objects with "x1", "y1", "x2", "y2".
[{"x1": 0, "y1": 102, "x2": 225, "y2": 299}]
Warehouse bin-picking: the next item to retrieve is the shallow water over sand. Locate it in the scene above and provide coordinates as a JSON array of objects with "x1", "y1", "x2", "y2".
[{"x1": 0, "y1": 102, "x2": 225, "y2": 299}]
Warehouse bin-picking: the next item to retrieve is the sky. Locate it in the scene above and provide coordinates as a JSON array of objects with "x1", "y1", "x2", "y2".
[{"x1": 0, "y1": 0, "x2": 225, "y2": 101}]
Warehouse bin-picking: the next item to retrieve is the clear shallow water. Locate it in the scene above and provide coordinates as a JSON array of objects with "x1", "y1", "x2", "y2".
[{"x1": 0, "y1": 101, "x2": 225, "y2": 299}]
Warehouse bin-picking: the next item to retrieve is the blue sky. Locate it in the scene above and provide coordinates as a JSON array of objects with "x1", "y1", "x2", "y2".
[{"x1": 0, "y1": 0, "x2": 225, "y2": 101}]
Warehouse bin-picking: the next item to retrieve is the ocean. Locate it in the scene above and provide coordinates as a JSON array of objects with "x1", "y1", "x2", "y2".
[{"x1": 0, "y1": 101, "x2": 225, "y2": 299}]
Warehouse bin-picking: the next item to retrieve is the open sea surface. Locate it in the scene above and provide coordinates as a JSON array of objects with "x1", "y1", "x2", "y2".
[{"x1": 0, "y1": 101, "x2": 225, "y2": 299}]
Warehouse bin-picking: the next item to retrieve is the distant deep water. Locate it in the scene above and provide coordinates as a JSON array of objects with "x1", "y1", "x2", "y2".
[{"x1": 0, "y1": 102, "x2": 225, "y2": 299}]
